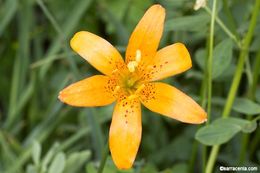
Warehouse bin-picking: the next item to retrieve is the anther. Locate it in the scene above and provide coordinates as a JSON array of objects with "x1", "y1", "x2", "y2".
[
  {"x1": 135, "y1": 49, "x2": 141, "y2": 62},
  {"x1": 127, "y1": 61, "x2": 138, "y2": 72}
]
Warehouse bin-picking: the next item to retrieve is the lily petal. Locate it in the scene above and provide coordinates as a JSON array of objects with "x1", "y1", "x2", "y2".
[
  {"x1": 125, "y1": 4, "x2": 165, "y2": 63},
  {"x1": 139, "y1": 82, "x2": 207, "y2": 124},
  {"x1": 59, "y1": 75, "x2": 116, "y2": 107},
  {"x1": 144, "y1": 43, "x2": 192, "y2": 81},
  {"x1": 70, "y1": 31, "x2": 126, "y2": 76},
  {"x1": 109, "y1": 96, "x2": 142, "y2": 169}
]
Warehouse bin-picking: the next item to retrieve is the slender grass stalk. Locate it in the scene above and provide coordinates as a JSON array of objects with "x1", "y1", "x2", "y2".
[
  {"x1": 189, "y1": 141, "x2": 198, "y2": 172},
  {"x1": 30, "y1": 52, "x2": 76, "y2": 69},
  {"x1": 36, "y1": 0, "x2": 81, "y2": 78},
  {"x1": 36, "y1": 0, "x2": 63, "y2": 36},
  {"x1": 97, "y1": 142, "x2": 109, "y2": 173},
  {"x1": 0, "y1": 0, "x2": 18, "y2": 36},
  {"x1": 5, "y1": 0, "x2": 31, "y2": 129},
  {"x1": 38, "y1": 0, "x2": 93, "y2": 79},
  {"x1": 206, "y1": 1, "x2": 260, "y2": 172}
]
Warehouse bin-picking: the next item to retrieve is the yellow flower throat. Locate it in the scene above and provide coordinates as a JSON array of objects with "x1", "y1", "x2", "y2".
[{"x1": 114, "y1": 49, "x2": 145, "y2": 97}]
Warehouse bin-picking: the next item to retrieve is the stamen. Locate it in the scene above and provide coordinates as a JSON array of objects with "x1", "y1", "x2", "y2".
[
  {"x1": 127, "y1": 61, "x2": 138, "y2": 72},
  {"x1": 127, "y1": 50, "x2": 142, "y2": 72},
  {"x1": 135, "y1": 49, "x2": 141, "y2": 62},
  {"x1": 135, "y1": 84, "x2": 145, "y2": 94},
  {"x1": 128, "y1": 94, "x2": 138, "y2": 100},
  {"x1": 112, "y1": 69, "x2": 118, "y2": 74}
]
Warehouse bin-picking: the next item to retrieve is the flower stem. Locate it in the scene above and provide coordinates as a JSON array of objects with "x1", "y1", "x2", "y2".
[
  {"x1": 205, "y1": 0, "x2": 260, "y2": 172},
  {"x1": 206, "y1": 0, "x2": 217, "y2": 124},
  {"x1": 98, "y1": 142, "x2": 109, "y2": 173}
]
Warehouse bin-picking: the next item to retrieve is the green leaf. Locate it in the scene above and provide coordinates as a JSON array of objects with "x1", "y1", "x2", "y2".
[
  {"x1": 195, "y1": 49, "x2": 206, "y2": 71},
  {"x1": 165, "y1": 13, "x2": 210, "y2": 32},
  {"x1": 195, "y1": 117, "x2": 257, "y2": 145},
  {"x1": 39, "y1": 142, "x2": 59, "y2": 171},
  {"x1": 194, "y1": 39, "x2": 233, "y2": 79},
  {"x1": 195, "y1": 122, "x2": 240, "y2": 145},
  {"x1": 26, "y1": 164, "x2": 37, "y2": 173},
  {"x1": 85, "y1": 162, "x2": 97, "y2": 173},
  {"x1": 32, "y1": 141, "x2": 41, "y2": 165},
  {"x1": 233, "y1": 98, "x2": 260, "y2": 115},
  {"x1": 212, "y1": 39, "x2": 233, "y2": 78},
  {"x1": 140, "y1": 163, "x2": 157, "y2": 173},
  {"x1": 213, "y1": 117, "x2": 257, "y2": 133},
  {"x1": 48, "y1": 152, "x2": 65, "y2": 173},
  {"x1": 64, "y1": 151, "x2": 91, "y2": 173},
  {"x1": 171, "y1": 163, "x2": 188, "y2": 173}
]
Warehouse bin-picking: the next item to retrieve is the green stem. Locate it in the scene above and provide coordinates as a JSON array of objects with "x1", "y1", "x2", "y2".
[
  {"x1": 97, "y1": 142, "x2": 109, "y2": 173},
  {"x1": 206, "y1": 146, "x2": 219, "y2": 173},
  {"x1": 202, "y1": 146, "x2": 207, "y2": 173},
  {"x1": 202, "y1": 1, "x2": 218, "y2": 171},
  {"x1": 205, "y1": 1, "x2": 260, "y2": 172},
  {"x1": 207, "y1": 0, "x2": 217, "y2": 124},
  {"x1": 189, "y1": 140, "x2": 198, "y2": 172}
]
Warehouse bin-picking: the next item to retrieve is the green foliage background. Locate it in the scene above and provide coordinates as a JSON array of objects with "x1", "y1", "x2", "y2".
[{"x1": 0, "y1": 0, "x2": 259, "y2": 172}]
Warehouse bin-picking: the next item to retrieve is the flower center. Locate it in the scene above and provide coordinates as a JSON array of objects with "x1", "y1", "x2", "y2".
[
  {"x1": 123, "y1": 74, "x2": 141, "y2": 94},
  {"x1": 112, "y1": 49, "x2": 146, "y2": 97}
]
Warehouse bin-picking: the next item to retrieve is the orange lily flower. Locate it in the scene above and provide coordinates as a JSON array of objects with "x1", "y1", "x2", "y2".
[{"x1": 59, "y1": 4, "x2": 207, "y2": 169}]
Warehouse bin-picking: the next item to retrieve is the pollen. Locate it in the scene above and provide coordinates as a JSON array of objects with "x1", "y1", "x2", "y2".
[
  {"x1": 135, "y1": 49, "x2": 141, "y2": 62},
  {"x1": 127, "y1": 50, "x2": 142, "y2": 72}
]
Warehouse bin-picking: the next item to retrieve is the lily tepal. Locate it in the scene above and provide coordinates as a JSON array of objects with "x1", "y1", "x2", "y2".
[{"x1": 59, "y1": 4, "x2": 207, "y2": 169}]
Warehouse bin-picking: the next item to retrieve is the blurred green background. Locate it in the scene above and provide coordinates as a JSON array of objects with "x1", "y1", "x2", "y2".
[{"x1": 0, "y1": 0, "x2": 260, "y2": 172}]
